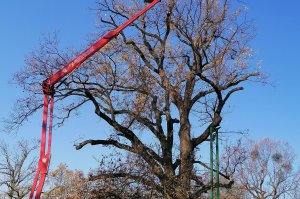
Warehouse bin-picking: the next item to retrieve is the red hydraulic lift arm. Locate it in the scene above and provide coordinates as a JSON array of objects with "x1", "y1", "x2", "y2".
[{"x1": 29, "y1": 1, "x2": 160, "y2": 198}]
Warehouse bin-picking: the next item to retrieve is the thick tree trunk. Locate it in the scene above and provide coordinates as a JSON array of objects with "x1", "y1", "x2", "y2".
[{"x1": 179, "y1": 115, "x2": 192, "y2": 198}]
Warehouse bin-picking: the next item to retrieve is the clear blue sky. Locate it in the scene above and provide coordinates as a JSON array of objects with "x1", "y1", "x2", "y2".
[{"x1": 0, "y1": 0, "x2": 300, "y2": 173}]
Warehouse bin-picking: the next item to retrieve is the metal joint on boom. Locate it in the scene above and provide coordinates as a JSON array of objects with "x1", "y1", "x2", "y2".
[{"x1": 42, "y1": 80, "x2": 55, "y2": 96}]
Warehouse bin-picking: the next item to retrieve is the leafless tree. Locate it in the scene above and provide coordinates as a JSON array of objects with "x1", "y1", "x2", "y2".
[
  {"x1": 0, "y1": 140, "x2": 37, "y2": 199},
  {"x1": 236, "y1": 138, "x2": 300, "y2": 199},
  {"x1": 6, "y1": 0, "x2": 265, "y2": 198}
]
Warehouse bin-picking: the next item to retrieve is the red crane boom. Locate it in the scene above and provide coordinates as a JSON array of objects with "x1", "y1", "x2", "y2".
[{"x1": 29, "y1": 1, "x2": 160, "y2": 198}]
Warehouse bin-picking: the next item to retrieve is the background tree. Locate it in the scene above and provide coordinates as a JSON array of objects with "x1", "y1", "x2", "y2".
[
  {"x1": 0, "y1": 140, "x2": 37, "y2": 199},
  {"x1": 7, "y1": 0, "x2": 264, "y2": 198},
  {"x1": 235, "y1": 138, "x2": 300, "y2": 199},
  {"x1": 43, "y1": 163, "x2": 89, "y2": 198}
]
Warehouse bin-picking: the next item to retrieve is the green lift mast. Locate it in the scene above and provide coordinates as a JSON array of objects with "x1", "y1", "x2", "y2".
[{"x1": 210, "y1": 126, "x2": 221, "y2": 199}]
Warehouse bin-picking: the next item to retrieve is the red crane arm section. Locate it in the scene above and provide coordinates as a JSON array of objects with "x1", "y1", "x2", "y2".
[
  {"x1": 45, "y1": 0, "x2": 160, "y2": 87},
  {"x1": 30, "y1": 1, "x2": 160, "y2": 198}
]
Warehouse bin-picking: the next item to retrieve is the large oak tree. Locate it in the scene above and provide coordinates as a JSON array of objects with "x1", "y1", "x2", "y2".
[{"x1": 7, "y1": 0, "x2": 264, "y2": 198}]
